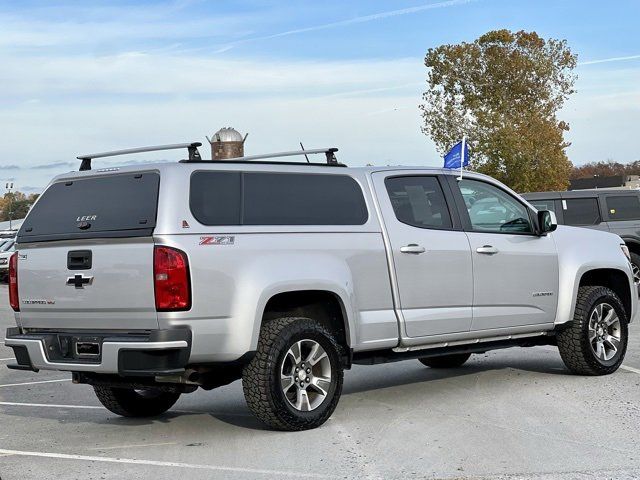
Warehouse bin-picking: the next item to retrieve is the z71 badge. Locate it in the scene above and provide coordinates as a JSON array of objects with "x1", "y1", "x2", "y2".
[{"x1": 200, "y1": 236, "x2": 235, "y2": 246}]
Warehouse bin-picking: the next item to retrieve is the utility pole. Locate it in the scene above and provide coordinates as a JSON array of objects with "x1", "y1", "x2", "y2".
[{"x1": 5, "y1": 182, "x2": 13, "y2": 231}]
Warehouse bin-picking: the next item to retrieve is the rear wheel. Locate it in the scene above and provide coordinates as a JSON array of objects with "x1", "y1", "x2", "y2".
[
  {"x1": 419, "y1": 353, "x2": 471, "y2": 368},
  {"x1": 93, "y1": 386, "x2": 181, "y2": 417},
  {"x1": 242, "y1": 317, "x2": 344, "y2": 431},
  {"x1": 557, "y1": 286, "x2": 628, "y2": 376}
]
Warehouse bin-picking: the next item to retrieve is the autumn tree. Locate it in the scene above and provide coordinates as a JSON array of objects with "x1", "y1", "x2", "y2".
[
  {"x1": 0, "y1": 191, "x2": 39, "y2": 222},
  {"x1": 421, "y1": 29, "x2": 577, "y2": 192},
  {"x1": 571, "y1": 160, "x2": 640, "y2": 179}
]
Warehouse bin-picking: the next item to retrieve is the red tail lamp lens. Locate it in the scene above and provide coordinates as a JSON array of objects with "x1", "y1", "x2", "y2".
[
  {"x1": 9, "y1": 252, "x2": 19, "y2": 312},
  {"x1": 154, "y1": 246, "x2": 191, "y2": 311}
]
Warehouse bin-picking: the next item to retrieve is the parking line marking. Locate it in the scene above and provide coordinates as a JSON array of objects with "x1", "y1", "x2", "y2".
[
  {"x1": 88, "y1": 442, "x2": 176, "y2": 451},
  {"x1": 0, "y1": 402, "x2": 102, "y2": 409},
  {"x1": 0, "y1": 379, "x2": 71, "y2": 388},
  {"x1": 0, "y1": 402, "x2": 254, "y2": 417},
  {"x1": 621, "y1": 365, "x2": 640, "y2": 375},
  {"x1": 0, "y1": 449, "x2": 337, "y2": 478},
  {"x1": 0, "y1": 358, "x2": 14, "y2": 361}
]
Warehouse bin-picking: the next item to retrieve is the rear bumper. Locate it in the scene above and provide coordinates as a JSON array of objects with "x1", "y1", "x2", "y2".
[{"x1": 4, "y1": 328, "x2": 191, "y2": 376}]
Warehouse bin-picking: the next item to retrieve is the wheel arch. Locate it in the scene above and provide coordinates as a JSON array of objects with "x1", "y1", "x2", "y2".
[
  {"x1": 578, "y1": 268, "x2": 632, "y2": 322},
  {"x1": 254, "y1": 287, "x2": 355, "y2": 356}
]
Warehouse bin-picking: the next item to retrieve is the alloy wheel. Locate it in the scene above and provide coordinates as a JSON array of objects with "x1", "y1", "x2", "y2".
[
  {"x1": 588, "y1": 303, "x2": 622, "y2": 362},
  {"x1": 632, "y1": 262, "x2": 640, "y2": 284},
  {"x1": 280, "y1": 339, "x2": 332, "y2": 412}
]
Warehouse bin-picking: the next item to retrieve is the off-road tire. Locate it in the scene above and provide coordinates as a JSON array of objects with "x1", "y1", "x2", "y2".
[
  {"x1": 242, "y1": 317, "x2": 344, "y2": 431},
  {"x1": 418, "y1": 353, "x2": 471, "y2": 368},
  {"x1": 93, "y1": 386, "x2": 181, "y2": 417},
  {"x1": 557, "y1": 286, "x2": 628, "y2": 376}
]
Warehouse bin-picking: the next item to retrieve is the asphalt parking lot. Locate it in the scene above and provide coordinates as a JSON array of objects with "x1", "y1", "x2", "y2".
[{"x1": 1, "y1": 286, "x2": 640, "y2": 479}]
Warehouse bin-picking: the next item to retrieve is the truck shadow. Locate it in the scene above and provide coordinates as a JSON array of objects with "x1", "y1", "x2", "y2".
[
  {"x1": 0, "y1": 351, "x2": 573, "y2": 432},
  {"x1": 343, "y1": 352, "x2": 569, "y2": 397},
  {"x1": 211, "y1": 351, "x2": 571, "y2": 430}
]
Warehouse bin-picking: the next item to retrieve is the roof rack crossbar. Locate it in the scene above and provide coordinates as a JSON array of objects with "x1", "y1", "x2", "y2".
[
  {"x1": 221, "y1": 147, "x2": 339, "y2": 165},
  {"x1": 77, "y1": 142, "x2": 202, "y2": 171}
]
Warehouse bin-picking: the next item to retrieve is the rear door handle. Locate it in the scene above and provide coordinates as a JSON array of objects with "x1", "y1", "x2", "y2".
[
  {"x1": 400, "y1": 244, "x2": 426, "y2": 254},
  {"x1": 476, "y1": 245, "x2": 498, "y2": 255},
  {"x1": 67, "y1": 250, "x2": 92, "y2": 270}
]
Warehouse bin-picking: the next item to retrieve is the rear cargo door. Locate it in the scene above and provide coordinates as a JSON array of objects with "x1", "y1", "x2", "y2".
[{"x1": 16, "y1": 172, "x2": 160, "y2": 330}]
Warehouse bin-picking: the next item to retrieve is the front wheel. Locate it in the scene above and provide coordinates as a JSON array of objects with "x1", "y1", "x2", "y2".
[
  {"x1": 94, "y1": 386, "x2": 181, "y2": 417},
  {"x1": 242, "y1": 317, "x2": 344, "y2": 431},
  {"x1": 557, "y1": 286, "x2": 628, "y2": 376}
]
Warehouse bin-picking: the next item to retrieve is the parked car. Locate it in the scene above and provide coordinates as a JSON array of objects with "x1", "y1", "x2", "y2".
[
  {"x1": 5, "y1": 144, "x2": 637, "y2": 431},
  {"x1": 522, "y1": 189, "x2": 640, "y2": 282},
  {"x1": 0, "y1": 238, "x2": 14, "y2": 252}
]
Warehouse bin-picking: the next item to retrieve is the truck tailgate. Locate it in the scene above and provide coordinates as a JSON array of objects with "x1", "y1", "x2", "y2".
[{"x1": 17, "y1": 239, "x2": 158, "y2": 330}]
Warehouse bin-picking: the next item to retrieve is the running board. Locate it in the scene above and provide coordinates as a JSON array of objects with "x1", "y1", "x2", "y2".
[
  {"x1": 392, "y1": 331, "x2": 550, "y2": 353},
  {"x1": 352, "y1": 332, "x2": 554, "y2": 366}
]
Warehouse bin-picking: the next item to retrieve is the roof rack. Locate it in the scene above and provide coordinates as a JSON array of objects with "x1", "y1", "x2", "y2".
[
  {"x1": 77, "y1": 142, "x2": 202, "y2": 171},
  {"x1": 76, "y1": 144, "x2": 341, "y2": 171},
  {"x1": 181, "y1": 147, "x2": 341, "y2": 166}
]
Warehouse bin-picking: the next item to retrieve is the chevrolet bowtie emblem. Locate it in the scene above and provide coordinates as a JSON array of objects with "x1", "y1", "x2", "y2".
[{"x1": 66, "y1": 274, "x2": 94, "y2": 289}]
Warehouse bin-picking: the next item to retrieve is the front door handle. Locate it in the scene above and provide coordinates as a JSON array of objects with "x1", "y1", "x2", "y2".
[
  {"x1": 476, "y1": 245, "x2": 498, "y2": 255},
  {"x1": 400, "y1": 244, "x2": 426, "y2": 254}
]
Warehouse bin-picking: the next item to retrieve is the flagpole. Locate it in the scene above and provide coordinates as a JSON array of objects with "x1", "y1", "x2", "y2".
[{"x1": 458, "y1": 135, "x2": 466, "y2": 181}]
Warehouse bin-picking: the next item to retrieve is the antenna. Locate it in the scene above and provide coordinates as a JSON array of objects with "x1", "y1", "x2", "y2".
[{"x1": 300, "y1": 142, "x2": 310, "y2": 163}]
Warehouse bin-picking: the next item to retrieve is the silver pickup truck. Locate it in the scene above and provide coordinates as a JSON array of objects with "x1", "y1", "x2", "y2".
[{"x1": 5, "y1": 144, "x2": 638, "y2": 431}]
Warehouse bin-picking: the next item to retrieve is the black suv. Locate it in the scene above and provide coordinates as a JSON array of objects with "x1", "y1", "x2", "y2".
[{"x1": 523, "y1": 189, "x2": 640, "y2": 281}]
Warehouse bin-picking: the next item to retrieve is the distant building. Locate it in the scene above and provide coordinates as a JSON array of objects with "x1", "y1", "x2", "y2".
[{"x1": 569, "y1": 175, "x2": 640, "y2": 191}]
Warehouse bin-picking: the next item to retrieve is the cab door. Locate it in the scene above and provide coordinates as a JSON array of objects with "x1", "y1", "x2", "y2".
[
  {"x1": 446, "y1": 177, "x2": 559, "y2": 331},
  {"x1": 372, "y1": 172, "x2": 473, "y2": 337}
]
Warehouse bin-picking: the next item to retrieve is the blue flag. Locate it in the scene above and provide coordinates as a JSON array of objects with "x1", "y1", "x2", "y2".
[{"x1": 443, "y1": 140, "x2": 469, "y2": 169}]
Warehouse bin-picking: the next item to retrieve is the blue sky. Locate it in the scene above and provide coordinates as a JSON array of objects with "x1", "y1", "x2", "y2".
[{"x1": 1, "y1": 0, "x2": 639, "y2": 192}]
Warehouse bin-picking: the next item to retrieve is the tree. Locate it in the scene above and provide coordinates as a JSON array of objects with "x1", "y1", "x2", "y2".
[
  {"x1": 571, "y1": 160, "x2": 640, "y2": 179},
  {"x1": 0, "y1": 191, "x2": 39, "y2": 222},
  {"x1": 421, "y1": 29, "x2": 577, "y2": 192}
]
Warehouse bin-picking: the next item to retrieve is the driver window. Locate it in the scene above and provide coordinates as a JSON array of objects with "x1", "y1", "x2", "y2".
[{"x1": 458, "y1": 179, "x2": 533, "y2": 234}]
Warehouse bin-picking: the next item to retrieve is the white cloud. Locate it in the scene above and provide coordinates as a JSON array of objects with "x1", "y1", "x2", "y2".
[
  {"x1": 0, "y1": 1, "x2": 253, "y2": 49},
  {"x1": 0, "y1": 51, "x2": 423, "y2": 97},
  {"x1": 208, "y1": 0, "x2": 476, "y2": 53},
  {"x1": 578, "y1": 54, "x2": 640, "y2": 66},
  {"x1": 563, "y1": 65, "x2": 640, "y2": 163}
]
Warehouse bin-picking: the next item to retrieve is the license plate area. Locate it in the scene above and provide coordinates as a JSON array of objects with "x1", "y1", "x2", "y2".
[
  {"x1": 41, "y1": 335, "x2": 104, "y2": 364},
  {"x1": 75, "y1": 341, "x2": 100, "y2": 357},
  {"x1": 32, "y1": 331, "x2": 150, "y2": 364}
]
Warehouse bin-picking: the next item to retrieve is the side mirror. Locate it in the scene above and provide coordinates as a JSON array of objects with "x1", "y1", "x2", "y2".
[{"x1": 537, "y1": 210, "x2": 557, "y2": 235}]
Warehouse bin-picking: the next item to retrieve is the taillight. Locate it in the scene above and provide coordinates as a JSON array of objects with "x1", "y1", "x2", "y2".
[
  {"x1": 9, "y1": 252, "x2": 19, "y2": 311},
  {"x1": 154, "y1": 246, "x2": 191, "y2": 311}
]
